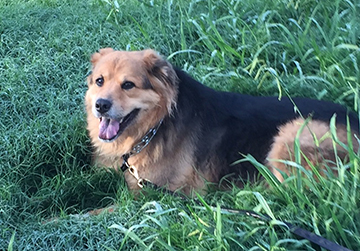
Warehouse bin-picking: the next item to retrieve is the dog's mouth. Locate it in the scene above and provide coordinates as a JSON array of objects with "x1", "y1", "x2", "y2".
[{"x1": 98, "y1": 109, "x2": 140, "y2": 142}]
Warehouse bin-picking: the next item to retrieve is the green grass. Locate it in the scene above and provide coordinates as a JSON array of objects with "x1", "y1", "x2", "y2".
[{"x1": 0, "y1": 0, "x2": 359, "y2": 250}]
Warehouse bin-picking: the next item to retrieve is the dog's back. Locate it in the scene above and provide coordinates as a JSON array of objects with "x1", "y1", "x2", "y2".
[{"x1": 174, "y1": 68, "x2": 359, "y2": 184}]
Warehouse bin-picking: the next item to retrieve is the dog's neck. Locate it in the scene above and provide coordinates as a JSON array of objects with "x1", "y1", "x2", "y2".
[
  {"x1": 132, "y1": 119, "x2": 163, "y2": 155},
  {"x1": 120, "y1": 119, "x2": 163, "y2": 172}
]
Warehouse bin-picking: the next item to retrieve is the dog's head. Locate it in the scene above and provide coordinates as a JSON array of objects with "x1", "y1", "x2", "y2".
[{"x1": 85, "y1": 48, "x2": 178, "y2": 143}]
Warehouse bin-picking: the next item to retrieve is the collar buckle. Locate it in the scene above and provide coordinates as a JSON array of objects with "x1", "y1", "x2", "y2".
[
  {"x1": 119, "y1": 119, "x2": 164, "y2": 188},
  {"x1": 128, "y1": 165, "x2": 148, "y2": 188}
]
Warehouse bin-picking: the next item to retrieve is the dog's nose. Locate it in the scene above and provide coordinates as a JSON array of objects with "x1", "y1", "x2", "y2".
[{"x1": 95, "y1": 99, "x2": 112, "y2": 114}]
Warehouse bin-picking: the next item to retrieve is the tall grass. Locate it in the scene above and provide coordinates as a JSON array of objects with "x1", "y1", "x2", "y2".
[{"x1": 0, "y1": 0, "x2": 359, "y2": 250}]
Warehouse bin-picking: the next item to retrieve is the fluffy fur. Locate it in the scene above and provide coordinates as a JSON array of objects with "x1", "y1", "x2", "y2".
[{"x1": 85, "y1": 48, "x2": 359, "y2": 195}]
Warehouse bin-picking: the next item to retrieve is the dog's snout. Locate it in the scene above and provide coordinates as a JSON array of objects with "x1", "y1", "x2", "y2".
[{"x1": 95, "y1": 99, "x2": 112, "y2": 114}]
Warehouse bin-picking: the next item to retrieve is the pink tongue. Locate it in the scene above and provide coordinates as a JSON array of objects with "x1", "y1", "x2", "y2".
[{"x1": 99, "y1": 118, "x2": 120, "y2": 140}]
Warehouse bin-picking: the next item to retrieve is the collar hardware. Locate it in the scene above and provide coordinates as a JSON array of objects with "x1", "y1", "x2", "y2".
[
  {"x1": 128, "y1": 165, "x2": 148, "y2": 188},
  {"x1": 120, "y1": 119, "x2": 163, "y2": 188}
]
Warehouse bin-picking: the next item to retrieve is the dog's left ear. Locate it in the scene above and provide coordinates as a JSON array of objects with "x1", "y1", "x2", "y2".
[
  {"x1": 142, "y1": 50, "x2": 178, "y2": 88},
  {"x1": 142, "y1": 49, "x2": 178, "y2": 113}
]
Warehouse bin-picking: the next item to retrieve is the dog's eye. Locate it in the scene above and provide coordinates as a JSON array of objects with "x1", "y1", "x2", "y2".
[
  {"x1": 95, "y1": 76, "x2": 104, "y2": 87},
  {"x1": 121, "y1": 81, "x2": 135, "y2": 90}
]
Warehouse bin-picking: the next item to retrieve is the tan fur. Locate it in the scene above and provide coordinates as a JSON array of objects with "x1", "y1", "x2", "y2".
[
  {"x1": 86, "y1": 48, "x2": 358, "y2": 195},
  {"x1": 86, "y1": 49, "x2": 206, "y2": 194},
  {"x1": 267, "y1": 118, "x2": 359, "y2": 182}
]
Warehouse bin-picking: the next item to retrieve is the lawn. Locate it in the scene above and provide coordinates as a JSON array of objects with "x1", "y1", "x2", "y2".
[{"x1": 0, "y1": 0, "x2": 359, "y2": 250}]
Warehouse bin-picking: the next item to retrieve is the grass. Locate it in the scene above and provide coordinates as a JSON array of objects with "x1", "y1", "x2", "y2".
[{"x1": 0, "y1": 0, "x2": 359, "y2": 250}]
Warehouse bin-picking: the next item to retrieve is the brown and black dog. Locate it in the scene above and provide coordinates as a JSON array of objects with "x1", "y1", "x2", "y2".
[{"x1": 85, "y1": 48, "x2": 359, "y2": 195}]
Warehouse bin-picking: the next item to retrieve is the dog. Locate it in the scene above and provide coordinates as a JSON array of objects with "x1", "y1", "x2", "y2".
[{"x1": 85, "y1": 48, "x2": 359, "y2": 195}]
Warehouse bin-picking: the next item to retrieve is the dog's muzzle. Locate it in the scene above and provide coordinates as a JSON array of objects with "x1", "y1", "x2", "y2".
[{"x1": 94, "y1": 98, "x2": 140, "y2": 142}]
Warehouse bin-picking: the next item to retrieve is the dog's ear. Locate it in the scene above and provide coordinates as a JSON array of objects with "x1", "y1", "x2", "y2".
[
  {"x1": 90, "y1": 48, "x2": 114, "y2": 67},
  {"x1": 88, "y1": 48, "x2": 115, "y2": 86},
  {"x1": 142, "y1": 49, "x2": 178, "y2": 113},
  {"x1": 142, "y1": 50, "x2": 178, "y2": 87}
]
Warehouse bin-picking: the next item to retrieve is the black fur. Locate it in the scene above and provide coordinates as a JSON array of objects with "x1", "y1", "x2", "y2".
[{"x1": 161, "y1": 67, "x2": 359, "y2": 184}]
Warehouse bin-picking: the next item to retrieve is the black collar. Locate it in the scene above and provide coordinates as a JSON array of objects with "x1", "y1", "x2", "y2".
[{"x1": 120, "y1": 119, "x2": 163, "y2": 172}]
